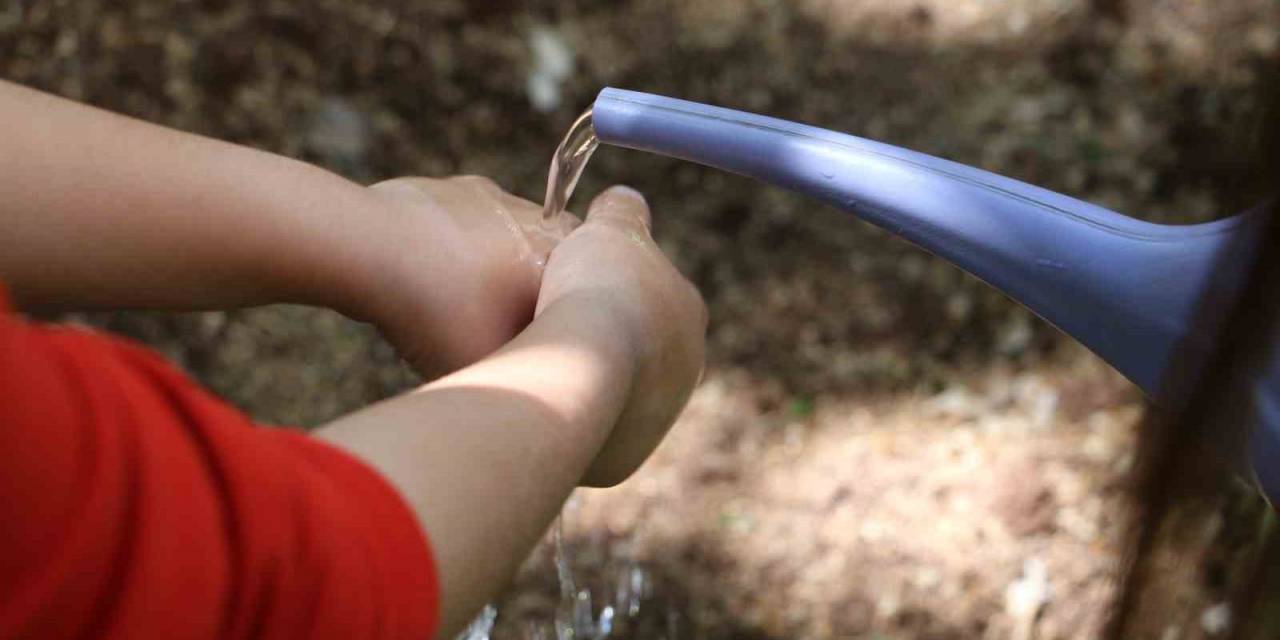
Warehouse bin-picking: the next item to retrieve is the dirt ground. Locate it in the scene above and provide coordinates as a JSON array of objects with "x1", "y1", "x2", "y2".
[{"x1": 4, "y1": 0, "x2": 1279, "y2": 638}]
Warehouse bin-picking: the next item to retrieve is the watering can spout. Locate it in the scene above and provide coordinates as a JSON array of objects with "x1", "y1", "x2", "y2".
[{"x1": 591, "y1": 87, "x2": 1268, "y2": 398}]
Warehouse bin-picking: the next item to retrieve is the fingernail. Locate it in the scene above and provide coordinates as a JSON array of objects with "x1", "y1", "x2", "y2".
[{"x1": 605, "y1": 185, "x2": 646, "y2": 204}]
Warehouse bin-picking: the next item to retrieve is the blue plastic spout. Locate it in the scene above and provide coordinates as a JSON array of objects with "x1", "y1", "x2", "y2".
[{"x1": 591, "y1": 87, "x2": 1278, "y2": 499}]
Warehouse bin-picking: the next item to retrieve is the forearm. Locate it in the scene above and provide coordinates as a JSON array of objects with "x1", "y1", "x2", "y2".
[
  {"x1": 315, "y1": 293, "x2": 636, "y2": 638},
  {"x1": 0, "y1": 80, "x2": 379, "y2": 314}
]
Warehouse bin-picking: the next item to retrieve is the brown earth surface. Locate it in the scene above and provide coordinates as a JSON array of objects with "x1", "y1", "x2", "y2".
[{"x1": 4, "y1": 1, "x2": 1279, "y2": 638}]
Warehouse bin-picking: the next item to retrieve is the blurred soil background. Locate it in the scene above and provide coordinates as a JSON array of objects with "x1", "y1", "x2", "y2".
[{"x1": 4, "y1": 0, "x2": 1279, "y2": 638}]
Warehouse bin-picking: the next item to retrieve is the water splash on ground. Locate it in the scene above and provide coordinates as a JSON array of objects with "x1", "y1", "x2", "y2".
[
  {"x1": 458, "y1": 495, "x2": 662, "y2": 640},
  {"x1": 456, "y1": 605, "x2": 499, "y2": 640}
]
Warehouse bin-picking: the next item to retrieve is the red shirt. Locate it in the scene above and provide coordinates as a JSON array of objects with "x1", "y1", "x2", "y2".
[{"x1": 0, "y1": 288, "x2": 439, "y2": 639}]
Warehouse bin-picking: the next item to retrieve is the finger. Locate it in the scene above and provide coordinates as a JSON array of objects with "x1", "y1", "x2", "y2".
[
  {"x1": 492, "y1": 189, "x2": 544, "y2": 223},
  {"x1": 586, "y1": 185, "x2": 651, "y2": 234},
  {"x1": 448, "y1": 174, "x2": 502, "y2": 192},
  {"x1": 370, "y1": 175, "x2": 451, "y2": 191},
  {"x1": 450, "y1": 176, "x2": 556, "y2": 230},
  {"x1": 367, "y1": 177, "x2": 444, "y2": 208},
  {"x1": 555, "y1": 210, "x2": 583, "y2": 235}
]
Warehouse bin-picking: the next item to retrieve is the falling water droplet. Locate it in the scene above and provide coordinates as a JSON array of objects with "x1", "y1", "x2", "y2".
[
  {"x1": 553, "y1": 518, "x2": 577, "y2": 640},
  {"x1": 627, "y1": 566, "x2": 647, "y2": 617},
  {"x1": 573, "y1": 590, "x2": 594, "y2": 636},
  {"x1": 597, "y1": 606, "x2": 615, "y2": 637}
]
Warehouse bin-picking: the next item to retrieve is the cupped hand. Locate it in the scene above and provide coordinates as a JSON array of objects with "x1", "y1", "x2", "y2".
[
  {"x1": 358, "y1": 175, "x2": 577, "y2": 378},
  {"x1": 536, "y1": 186, "x2": 707, "y2": 487}
]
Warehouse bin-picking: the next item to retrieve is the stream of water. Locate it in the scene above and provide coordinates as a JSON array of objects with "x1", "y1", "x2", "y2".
[
  {"x1": 454, "y1": 113, "x2": 648, "y2": 640},
  {"x1": 541, "y1": 108, "x2": 599, "y2": 223}
]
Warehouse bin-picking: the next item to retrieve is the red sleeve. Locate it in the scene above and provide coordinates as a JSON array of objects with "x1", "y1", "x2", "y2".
[{"x1": 0, "y1": 290, "x2": 439, "y2": 639}]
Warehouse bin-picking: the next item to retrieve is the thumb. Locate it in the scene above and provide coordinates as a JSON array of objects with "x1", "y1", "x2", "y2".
[{"x1": 586, "y1": 185, "x2": 651, "y2": 234}]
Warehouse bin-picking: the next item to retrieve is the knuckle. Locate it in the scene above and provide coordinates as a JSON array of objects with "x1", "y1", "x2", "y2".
[
  {"x1": 584, "y1": 219, "x2": 641, "y2": 245},
  {"x1": 576, "y1": 223, "x2": 619, "y2": 243},
  {"x1": 369, "y1": 177, "x2": 416, "y2": 192},
  {"x1": 368, "y1": 177, "x2": 435, "y2": 202},
  {"x1": 593, "y1": 192, "x2": 647, "y2": 217},
  {"x1": 598, "y1": 215, "x2": 641, "y2": 235},
  {"x1": 452, "y1": 174, "x2": 500, "y2": 191}
]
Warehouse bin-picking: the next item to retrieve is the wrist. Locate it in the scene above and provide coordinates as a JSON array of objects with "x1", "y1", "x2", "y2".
[
  {"x1": 539, "y1": 290, "x2": 645, "y2": 374},
  {"x1": 268, "y1": 165, "x2": 407, "y2": 322},
  {"x1": 520, "y1": 291, "x2": 642, "y2": 433}
]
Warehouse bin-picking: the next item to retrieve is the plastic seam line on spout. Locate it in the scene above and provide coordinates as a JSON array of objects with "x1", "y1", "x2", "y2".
[{"x1": 590, "y1": 86, "x2": 1274, "y2": 501}]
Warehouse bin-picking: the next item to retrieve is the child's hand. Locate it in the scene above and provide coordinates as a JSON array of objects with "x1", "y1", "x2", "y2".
[
  {"x1": 0, "y1": 82, "x2": 581, "y2": 382},
  {"x1": 536, "y1": 186, "x2": 707, "y2": 486},
  {"x1": 357, "y1": 176, "x2": 577, "y2": 378},
  {"x1": 318, "y1": 186, "x2": 704, "y2": 632}
]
